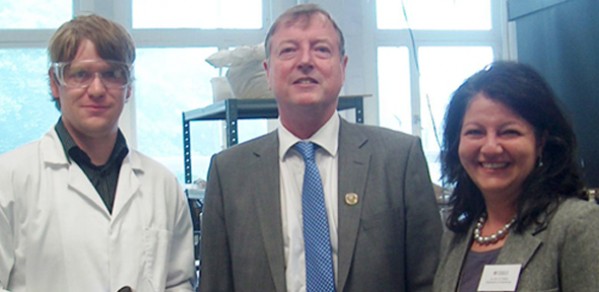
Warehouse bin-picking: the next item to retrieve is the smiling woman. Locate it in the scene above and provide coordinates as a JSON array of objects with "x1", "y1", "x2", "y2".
[
  {"x1": 434, "y1": 61, "x2": 599, "y2": 292},
  {"x1": 458, "y1": 94, "x2": 540, "y2": 203}
]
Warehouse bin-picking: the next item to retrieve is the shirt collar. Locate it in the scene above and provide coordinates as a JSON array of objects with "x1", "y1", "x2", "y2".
[
  {"x1": 278, "y1": 113, "x2": 340, "y2": 160},
  {"x1": 54, "y1": 117, "x2": 78, "y2": 163},
  {"x1": 54, "y1": 118, "x2": 129, "y2": 167}
]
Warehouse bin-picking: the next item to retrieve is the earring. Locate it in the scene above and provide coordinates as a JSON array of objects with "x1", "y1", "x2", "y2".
[{"x1": 537, "y1": 156, "x2": 544, "y2": 168}]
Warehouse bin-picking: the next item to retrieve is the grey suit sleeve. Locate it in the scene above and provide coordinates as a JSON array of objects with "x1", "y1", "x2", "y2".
[
  {"x1": 404, "y1": 138, "x2": 443, "y2": 292},
  {"x1": 199, "y1": 155, "x2": 234, "y2": 292},
  {"x1": 560, "y1": 203, "x2": 599, "y2": 292}
]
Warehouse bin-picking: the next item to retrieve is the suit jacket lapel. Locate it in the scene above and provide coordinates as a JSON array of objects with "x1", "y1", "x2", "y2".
[
  {"x1": 439, "y1": 227, "x2": 474, "y2": 292},
  {"x1": 336, "y1": 120, "x2": 370, "y2": 291},
  {"x1": 439, "y1": 223, "x2": 543, "y2": 291},
  {"x1": 251, "y1": 132, "x2": 287, "y2": 292},
  {"x1": 496, "y1": 224, "x2": 542, "y2": 269}
]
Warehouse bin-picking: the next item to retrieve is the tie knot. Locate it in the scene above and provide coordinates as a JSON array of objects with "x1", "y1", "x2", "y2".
[{"x1": 294, "y1": 141, "x2": 316, "y2": 162}]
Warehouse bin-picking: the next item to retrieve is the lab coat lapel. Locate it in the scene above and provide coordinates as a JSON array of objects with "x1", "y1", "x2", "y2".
[
  {"x1": 252, "y1": 133, "x2": 286, "y2": 292},
  {"x1": 44, "y1": 128, "x2": 111, "y2": 217},
  {"x1": 67, "y1": 163, "x2": 109, "y2": 216},
  {"x1": 111, "y1": 153, "x2": 141, "y2": 221},
  {"x1": 336, "y1": 121, "x2": 370, "y2": 291}
]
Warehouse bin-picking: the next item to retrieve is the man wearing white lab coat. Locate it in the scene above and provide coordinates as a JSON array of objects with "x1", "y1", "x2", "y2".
[{"x1": 0, "y1": 15, "x2": 195, "y2": 291}]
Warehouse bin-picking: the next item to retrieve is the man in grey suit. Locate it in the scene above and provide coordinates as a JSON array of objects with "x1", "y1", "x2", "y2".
[{"x1": 199, "y1": 3, "x2": 442, "y2": 292}]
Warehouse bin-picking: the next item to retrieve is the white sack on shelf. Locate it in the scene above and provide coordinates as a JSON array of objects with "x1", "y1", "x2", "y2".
[
  {"x1": 205, "y1": 44, "x2": 274, "y2": 100},
  {"x1": 210, "y1": 77, "x2": 234, "y2": 102}
]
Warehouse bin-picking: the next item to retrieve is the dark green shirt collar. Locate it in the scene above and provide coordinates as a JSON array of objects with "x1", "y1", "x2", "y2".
[{"x1": 54, "y1": 118, "x2": 129, "y2": 167}]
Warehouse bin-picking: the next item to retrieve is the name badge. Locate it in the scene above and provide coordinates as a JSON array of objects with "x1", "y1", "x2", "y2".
[{"x1": 477, "y1": 264, "x2": 521, "y2": 291}]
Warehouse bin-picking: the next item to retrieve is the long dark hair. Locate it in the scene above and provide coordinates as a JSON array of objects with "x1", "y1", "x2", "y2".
[{"x1": 440, "y1": 61, "x2": 585, "y2": 233}]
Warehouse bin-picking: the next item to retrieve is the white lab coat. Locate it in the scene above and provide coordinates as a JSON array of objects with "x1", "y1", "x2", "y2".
[{"x1": 0, "y1": 129, "x2": 196, "y2": 292}]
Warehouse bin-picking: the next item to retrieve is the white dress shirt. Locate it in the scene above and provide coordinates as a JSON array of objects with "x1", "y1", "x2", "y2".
[{"x1": 278, "y1": 113, "x2": 340, "y2": 292}]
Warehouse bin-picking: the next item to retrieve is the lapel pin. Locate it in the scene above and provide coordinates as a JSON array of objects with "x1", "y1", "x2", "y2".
[{"x1": 345, "y1": 193, "x2": 359, "y2": 206}]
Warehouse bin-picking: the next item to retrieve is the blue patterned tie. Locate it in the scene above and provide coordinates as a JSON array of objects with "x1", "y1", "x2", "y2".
[{"x1": 294, "y1": 142, "x2": 336, "y2": 292}]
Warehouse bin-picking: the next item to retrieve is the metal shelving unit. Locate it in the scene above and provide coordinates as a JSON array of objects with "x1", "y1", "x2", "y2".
[{"x1": 181, "y1": 96, "x2": 365, "y2": 184}]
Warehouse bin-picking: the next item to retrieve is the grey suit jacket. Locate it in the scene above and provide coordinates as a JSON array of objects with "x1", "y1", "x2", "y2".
[
  {"x1": 199, "y1": 118, "x2": 442, "y2": 292},
  {"x1": 433, "y1": 198, "x2": 599, "y2": 292}
]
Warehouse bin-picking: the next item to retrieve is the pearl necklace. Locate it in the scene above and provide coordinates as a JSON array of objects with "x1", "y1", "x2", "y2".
[{"x1": 473, "y1": 213, "x2": 517, "y2": 245}]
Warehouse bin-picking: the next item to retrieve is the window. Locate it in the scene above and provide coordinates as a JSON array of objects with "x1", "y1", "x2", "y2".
[
  {"x1": 375, "y1": 0, "x2": 507, "y2": 184},
  {"x1": 0, "y1": 0, "x2": 72, "y2": 29},
  {"x1": 129, "y1": 0, "x2": 269, "y2": 182},
  {"x1": 135, "y1": 48, "x2": 220, "y2": 180},
  {"x1": 417, "y1": 46, "x2": 494, "y2": 183},
  {"x1": 132, "y1": 0, "x2": 262, "y2": 29},
  {"x1": 376, "y1": 0, "x2": 492, "y2": 30},
  {"x1": 377, "y1": 47, "x2": 411, "y2": 134},
  {"x1": 0, "y1": 0, "x2": 510, "y2": 186},
  {"x1": 0, "y1": 0, "x2": 70, "y2": 153},
  {"x1": 0, "y1": 0, "x2": 269, "y2": 184},
  {"x1": 0, "y1": 49, "x2": 61, "y2": 153}
]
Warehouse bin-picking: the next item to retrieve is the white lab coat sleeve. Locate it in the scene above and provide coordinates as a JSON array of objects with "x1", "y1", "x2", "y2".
[
  {"x1": 0, "y1": 194, "x2": 13, "y2": 291},
  {"x1": 165, "y1": 181, "x2": 197, "y2": 291},
  {"x1": 0, "y1": 158, "x2": 15, "y2": 291}
]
